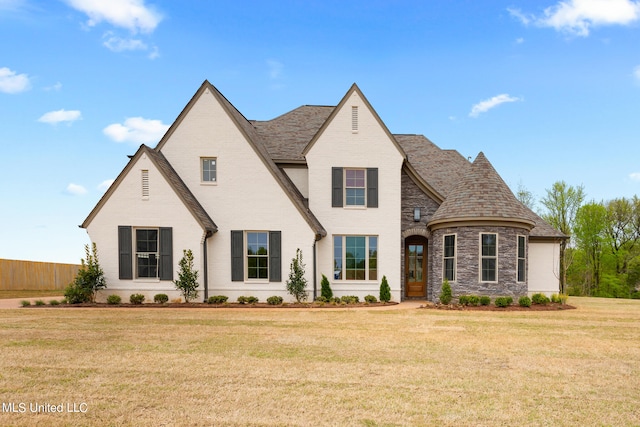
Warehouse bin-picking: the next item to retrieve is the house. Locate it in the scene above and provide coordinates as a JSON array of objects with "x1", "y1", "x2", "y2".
[{"x1": 81, "y1": 81, "x2": 565, "y2": 303}]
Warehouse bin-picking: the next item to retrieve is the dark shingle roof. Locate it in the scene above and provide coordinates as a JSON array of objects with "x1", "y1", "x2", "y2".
[{"x1": 428, "y1": 152, "x2": 535, "y2": 229}]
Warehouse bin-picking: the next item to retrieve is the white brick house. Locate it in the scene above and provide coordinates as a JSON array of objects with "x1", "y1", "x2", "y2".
[{"x1": 82, "y1": 81, "x2": 565, "y2": 302}]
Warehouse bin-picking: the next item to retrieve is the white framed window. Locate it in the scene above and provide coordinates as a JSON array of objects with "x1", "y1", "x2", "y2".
[
  {"x1": 443, "y1": 234, "x2": 456, "y2": 281},
  {"x1": 246, "y1": 231, "x2": 268, "y2": 280},
  {"x1": 344, "y1": 168, "x2": 366, "y2": 206},
  {"x1": 517, "y1": 235, "x2": 526, "y2": 282},
  {"x1": 135, "y1": 228, "x2": 158, "y2": 278},
  {"x1": 201, "y1": 157, "x2": 217, "y2": 183},
  {"x1": 480, "y1": 233, "x2": 498, "y2": 282},
  {"x1": 333, "y1": 235, "x2": 377, "y2": 281}
]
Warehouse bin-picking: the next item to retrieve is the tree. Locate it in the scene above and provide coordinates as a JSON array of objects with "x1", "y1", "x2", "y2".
[
  {"x1": 286, "y1": 249, "x2": 308, "y2": 303},
  {"x1": 320, "y1": 274, "x2": 333, "y2": 300},
  {"x1": 379, "y1": 275, "x2": 391, "y2": 302},
  {"x1": 605, "y1": 198, "x2": 638, "y2": 274},
  {"x1": 540, "y1": 181, "x2": 585, "y2": 294},
  {"x1": 174, "y1": 249, "x2": 199, "y2": 302},
  {"x1": 65, "y1": 243, "x2": 106, "y2": 303},
  {"x1": 516, "y1": 181, "x2": 536, "y2": 211},
  {"x1": 574, "y1": 202, "x2": 607, "y2": 295}
]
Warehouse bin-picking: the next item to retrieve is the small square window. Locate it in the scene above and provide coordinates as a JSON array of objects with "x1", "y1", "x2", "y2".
[{"x1": 202, "y1": 158, "x2": 217, "y2": 182}]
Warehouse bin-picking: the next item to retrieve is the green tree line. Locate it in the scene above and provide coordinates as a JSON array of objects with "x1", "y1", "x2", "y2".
[{"x1": 519, "y1": 181, "x2": 640, "y2": 298}]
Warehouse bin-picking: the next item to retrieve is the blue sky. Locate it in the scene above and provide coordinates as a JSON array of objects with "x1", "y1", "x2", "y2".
[{"x1": 1, "y1": 0, "x2": 639, "y2": 264}]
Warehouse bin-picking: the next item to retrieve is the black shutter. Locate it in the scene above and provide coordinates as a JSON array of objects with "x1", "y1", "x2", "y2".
[
  {"x1": 367, "y1": 168, "x2": 378, "y2": 208},
  {"x1": 118, "y1": 226, "x2": 133, "y2": 280},
  {"x1": 269, "y1": 231, "x2": 281, "y2": 282},
  {"x1": 231, "y1": 230, "x2": 244, "y2": 281},
  {"x1": 332, "y1": 167, "x2": 343, "y2": 207},
  {"x1": 159, "y1": 227, "x2": 173, "y2": 281}
]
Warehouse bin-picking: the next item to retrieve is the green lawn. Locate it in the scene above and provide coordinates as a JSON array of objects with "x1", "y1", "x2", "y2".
[{"x1": 0, "y1": 297, "x2": 639, "y2": 426}]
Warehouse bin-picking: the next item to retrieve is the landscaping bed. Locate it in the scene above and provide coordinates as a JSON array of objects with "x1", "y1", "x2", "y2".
[{"x1": 420, "y1": 302, "x2": 576, "y2": 311}]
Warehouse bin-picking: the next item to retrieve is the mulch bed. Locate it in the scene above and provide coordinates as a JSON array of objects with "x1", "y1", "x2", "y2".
[
  {"x1": 23, "y1": 301, "x2": 400, "y2": 309},
  {"x1": 419, "y1": 302, "x2": 576, "y2": 311}
]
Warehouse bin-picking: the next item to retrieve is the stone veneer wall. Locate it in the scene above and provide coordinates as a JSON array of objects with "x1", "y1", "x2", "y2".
[
  {"x1": 430, "y1": 225, "x2": 529, "y2": 302},
  {"x1": 400, "y1": 169, "x2": 440, "y2": 299}
]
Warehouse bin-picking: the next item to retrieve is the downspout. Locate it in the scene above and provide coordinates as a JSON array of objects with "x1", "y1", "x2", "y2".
[
  {"x1": 203, "y1": 232, "x2": 210, "y2": 303},
  {"x1": 313, "y1": 238, "x2": 317, "y2": 301}
]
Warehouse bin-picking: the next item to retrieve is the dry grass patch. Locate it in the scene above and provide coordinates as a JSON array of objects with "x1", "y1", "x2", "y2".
[{"x1": 0, "y1": 298, "x2": 639, "y2": 426}]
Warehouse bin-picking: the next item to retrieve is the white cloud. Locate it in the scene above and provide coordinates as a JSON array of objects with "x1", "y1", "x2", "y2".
[
  {"x1": 267, "y1": 59, "x2": 284, "y2": 79},
  {"x1": 630, "y1": 172, "x2": 640, "y2": 181},
  {"x1": 44, "y1": 82, "x2": 63, "y2": 92},
  {"x1": 103, "y1": 33, "x2": 147, "y2": 52},
  {"x1": 0, "y1": 0, "x2": 25, "y2": 11},
  {"x1": 0, "y1": 67, "x2": 30, "y2": 93},
  {"x1": 103, "y1": 117, "x2": 169, "y2": 144},
  {"x1": 64, "y1": 0, "x2": 162, "y2": 33},
  {"x1": 633, "y1": 65, "x2": 640, "y2": 81},
  {"x1": 38, "y1": 109, "x2": 82, "y2": 125},
  {"x1": 66, "y1": 183, "x2": 88, "y2": 196},
  {"x1": 98, "y1": 179, "x2": 115, "y2": 191},
  {"x1": 469, "y1": 94, "x2": 521, "y2": 118},
  {"x1": 510, "y1": 0, "x2": 640, "y2": 37}
]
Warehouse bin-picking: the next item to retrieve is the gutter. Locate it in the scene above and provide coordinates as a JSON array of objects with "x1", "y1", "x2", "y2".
[{"x1": 203, "y1": 231, "x2": 211, "y2": 302}]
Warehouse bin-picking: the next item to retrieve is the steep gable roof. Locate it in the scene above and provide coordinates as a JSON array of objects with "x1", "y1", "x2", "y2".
[
  {"x1": 428, "y1": 152, "x2": 535, "y2": 230},
  {"x1": 156, "y1": 80, "x2": 326, "y2": 240},
  {"x1": 81, "y1": 145, "x2": 217, "y2": 234}
]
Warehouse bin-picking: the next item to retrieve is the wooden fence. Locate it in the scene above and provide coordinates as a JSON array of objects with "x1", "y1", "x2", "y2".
[{"x1": 0, "y1": 259, "x2": 81, "y2": 291}]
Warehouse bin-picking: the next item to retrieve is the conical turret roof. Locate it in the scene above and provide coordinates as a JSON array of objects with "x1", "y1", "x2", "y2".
[{"x1": 428, "y1": 152, "x2": 535, "y2": 230}]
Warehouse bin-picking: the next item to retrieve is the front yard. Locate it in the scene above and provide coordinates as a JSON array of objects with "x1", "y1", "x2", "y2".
[{"x1": 0, "y1": 297, "x2": 639, "y2": 426}]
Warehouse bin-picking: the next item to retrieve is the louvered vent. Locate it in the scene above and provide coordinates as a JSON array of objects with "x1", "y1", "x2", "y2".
[
  {"x1": 351, "y1": 106, "x2": 358, "y2": 132},
  {"x1": 142, "y1": 170, "x2": 149, "y2": 199}
]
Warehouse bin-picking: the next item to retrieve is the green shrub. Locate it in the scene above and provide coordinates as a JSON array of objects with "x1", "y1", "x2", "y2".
[
  {"x1": 379, "y1": 275, "x2": 391, "y2": 302},
  {"x1": 153, "y1": 294, "x2": 169, "y2": 304},
  {"x1": 267, "y1": 296, "x2": 283, "y2": 305},
  {"x1": 237, "y1": 296, "x2": 258, "y2": 304},
  {"x1": 65, "y1": 243, "x2": 107, "y2": 304},
  {"x1": 174, "y1": 249, "x2": 199, "y2": 303},
  {"x1": 49, "y1": 299, "x2": 60, "y2": 306},
  {"x1": 330, "y1": 297, "x2": 341, "y2": 305},
  {"x1": 106, "y1": 295, "x2": 122, "y2": 305},
  {"x1": 315, "y1": 296, "x2": 328, "y2": 303},
  {"x1": 341, "y1": 295, "x2": 359, "y2": 304},
  {"x1": 495, "y1": 296, "x2": 513, "y2": 308},
  {"x1": 34, "y1": 300, "x2": 45, "y2": 306},
  {"x1": 468, "y1": 295, "x2": 480, "y2": 306},
  {"x1": 129, "y1": 293, "x2": 145, "y2": 305},
  {"x1": 286, "y1": 248, "x2": 308, "y2": 303},
  {"x1": 64, "y1": 282, "x2": 93, "y2": 304},
  {"x1": 479, "y1": 296, "x2": 491, "y2": 306},
  {"x1": 207, "y1": 295, "x2": 228, "y2": 304},
  {"x1": 364, "y1": 294, "x2": 377, "y2": 303},
  {"x1": 20, "y1": 300, "x2": 31, "y2": 307},
  {"x1": 440, "y1": 279, "x2": 452, "y2": 305},
  {"x1": 320, "y1": 274, "x2": 333, "y2": 301},
  {"x1": 550, "y1": 293, "x2": 568, "y2": 304},
  {"x1": 531, "y1": 293, "x2": 550, "y2": 305},
  {"x1": 518, "y1": 296, "x2": 532, "y2": 307},
  {"x1": 558, "y1": 294, "x2": 568, "y2": 305},
  {"x1": 458, "y1": 295, "x2": 469, "y2": 306}
]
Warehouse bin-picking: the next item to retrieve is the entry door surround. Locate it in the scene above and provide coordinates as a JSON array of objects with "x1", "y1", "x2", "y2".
[{"x1": 405, "y1": 236, "x2": 427, "y2": 298}]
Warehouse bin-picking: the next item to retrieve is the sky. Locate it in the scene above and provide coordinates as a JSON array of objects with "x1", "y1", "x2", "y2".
[{"x1": 1, "y1": 0, "x2": 640, "y2": 264}]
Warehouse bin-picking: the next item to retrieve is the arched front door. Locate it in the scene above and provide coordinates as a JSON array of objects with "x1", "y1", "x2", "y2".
[{"x1": 405, "y1": 236, "x2": 427, "y2": 298}]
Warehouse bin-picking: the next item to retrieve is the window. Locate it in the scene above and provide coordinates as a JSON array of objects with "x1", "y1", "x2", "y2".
[
  {"x1": 136, "y1": 229, "x2": 158, "y2": 278},
  {"x1": 246, "y1": 232, "x2": 268, "y2": 280},
  {"x1": 141, "y1": 170, "x2": 149, "y2": 199},
  {"x1": 345, "y1": 169, "x2": 366, "y2": 206},
  {"x1": 443, "y1": 234, "x2": 456, "y2": 281},
  {"x1": 333, "y1": 235, "x2": 377, "y2": 280},
  {"x1": 352, "y1": 106, "x2": 358, "y2": 132},
  {"x1": 517, "y1": 235, "x2": 526, "y2": 282},
  {"x1": 201, "y1": 158, "x2": 217, "y2": 182},
  {"x1": 481, "y1": 233, "x2": 497, "y2": 282}
]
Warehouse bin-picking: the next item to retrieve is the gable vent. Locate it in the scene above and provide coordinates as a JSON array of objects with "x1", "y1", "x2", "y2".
[
  {"x1": 351, "y1": 106, "x2": 358, "y2": 132},
  {"x1": 142, "y1": 170, "x2": 149, "y2": 199}
]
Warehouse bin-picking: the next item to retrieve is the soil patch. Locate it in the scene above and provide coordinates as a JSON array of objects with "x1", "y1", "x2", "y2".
[{"x1": 22, "y1": 301, "x2": 400, "y2": 309}]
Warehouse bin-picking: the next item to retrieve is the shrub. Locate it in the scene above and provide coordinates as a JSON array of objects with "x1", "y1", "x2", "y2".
[
  {"x1": 129, "y1": 293, "x2": 145, "y2": 305},
  {"x1": 174, "y1": 249, "x2": 199, "y2": 303},
  {"x1": 49, "y1": 299, "x2": 60, "y2": 306},
  {"x1": 468, "y1": 295, "x2": 480, "y2": 306},
  {"x1": 106, "y1": 295, "x2": 122, "y2": 305},
  {"x1": 207, "y1": 295, "x2": 228, "y2": 304},
  {"x1": 364, "y1": 294, "x2": 378, "y2": 303},
  {"x1": 64, "y1": 282, "x2": 93, "y2": 304},
  {"x1": 286, "y1": 248, "x2": 308, "y2": 303},
  {"x1": 495, "y1": 296, "x2": 513, "y2": 308},
  {"x1": 34, "y1": 300, "x2": 45, "y2": 306},
  {"x1": 341, "y1": 295, "x2": 359, "y2": 304},
  {"x1": 458, "y1": 295, "x2": 469, "y2": 306},
  {"x1": 551, "y1": 293, "x2": 568, "y2": 304},
  {"x1": 320, "y1": 274, "x2": 333, "y2": 301},
  {"x1": 518, "y1": 296, "x2": 532, "y2": 307},
  {"x1": 315, "y1": 296, "x2": 328, "y2": 303},
  {"x1": 330, "y1": 297, "x2": 341, "y2": 305},
  {"x1": 379, "y1": 275, "x2": 391, "y2": 302},
  {"x1": 531, "y1": 293, "x2": 550, "y2": 305},
  {"x1": 238, "y1": 296, "x2": 259, "y2": 304},
  {"x1": 267, "y1": 296, "x2": 283, "y2": 305},
  {"x1": 65, "y1": 243, "x2": 107, "y2": 304},
  {"x1": 20, "y1": 300, "x2": 31, "y2": 307},
  {"x1": 440, "y1": 279, "x2": 452, "y2": 305},
  {"x1": 479, "y1": 296, "x2": 491, "y2": 306},
  {"x1": 154, "y1": 294, "x2": 169, "y2": 304}
]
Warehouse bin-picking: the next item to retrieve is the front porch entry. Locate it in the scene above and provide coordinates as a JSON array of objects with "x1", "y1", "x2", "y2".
[{"x1": 405, "y1": 235, "x2": 427, "y2": 298}]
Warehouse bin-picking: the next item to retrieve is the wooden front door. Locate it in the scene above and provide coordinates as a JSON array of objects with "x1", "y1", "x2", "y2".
[{"x1": 405, "y1": 237, "x2": 427, "y2": 298}]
